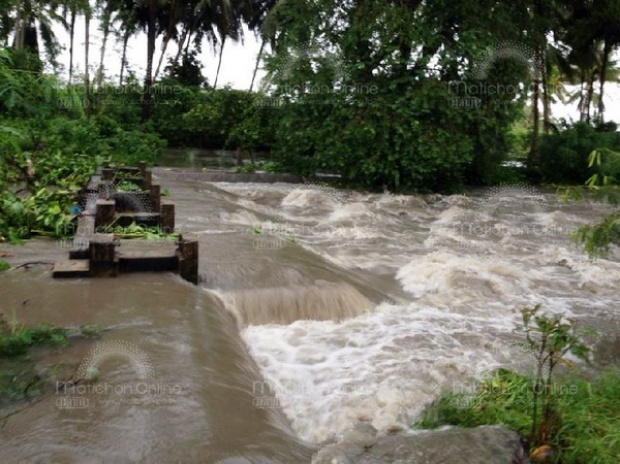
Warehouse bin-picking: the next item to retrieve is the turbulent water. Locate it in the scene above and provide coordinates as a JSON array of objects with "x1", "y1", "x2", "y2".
[{"x1": 1, "y1": 169, "x2": 619, "y2": 461}]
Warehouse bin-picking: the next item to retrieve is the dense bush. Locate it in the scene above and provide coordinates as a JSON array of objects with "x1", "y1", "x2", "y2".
[
  {"x1": 183, "y1": 88, "x2": 258, "y2": 149},
  {"x1": 0, "y1": 48, "x2": 167, "y2": 241},
  {"x1": 271, "y1": 77, "x2": 522, "y2": 192},
  {"x1": 529, "y1": 122, "x2": 620, "y2": 184}
]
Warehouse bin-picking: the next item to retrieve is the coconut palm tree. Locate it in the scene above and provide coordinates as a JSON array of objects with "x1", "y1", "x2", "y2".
[{"x1": 11, "y1": 0, "x2": 67, "y2": 69}]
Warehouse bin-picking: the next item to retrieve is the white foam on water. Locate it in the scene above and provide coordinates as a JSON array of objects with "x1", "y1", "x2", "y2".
[
  {"x1": 205, "y1": 183, "x2": 620, "y2": 446},
  {"x1": 442, "y1": 194, "x2": 472, "y2": 207},
  {"x1": 282, "y1": 188, "x2": 322, "y2": 208},
  {"x1": 242, "y1": 302, "x2": 521, "y2": 443},
  {"x1": 325, "y1": 202, "x2": 378, "y2": 224},
  {"x1": 218, "y1": 209, "x2": 262, "y2": 226},
  {"x1": 433, "y1": 206, "x2": 469, "y2": 225},
  {"x1": 534, "y1": 246, "x2": 620, "y2": 293},
  {"x1": 395, "y1": 251, "x2": 537, "y2": 300}
]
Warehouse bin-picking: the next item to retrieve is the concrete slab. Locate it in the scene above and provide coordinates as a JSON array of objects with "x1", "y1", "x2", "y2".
[{"x1": 52, "y1": 260, "x2": 90, "y2": 278}]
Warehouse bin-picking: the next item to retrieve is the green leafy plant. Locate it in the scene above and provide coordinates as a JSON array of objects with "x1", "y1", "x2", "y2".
[
  {"x1": 516, "y1": 305, "x2": 592, "y2": 445},
  {"x1": 115, "y1": 180, "x2": 142, "y2": 192},
  {"x1": 235, "y1": 163, "x2": 257, "y2": 174},
  {"x1": 0, "y1": 323, "x2": 69, "y2": 357},
  {"x1": 415, "y1": 306, "x2": 604, "y2": 463},
  {"x1": 102, "y1": 222, "x2": 179, "y2": 240},
  {"x1": 567, "y1": 148, "x2": 620, "y2": 257}
]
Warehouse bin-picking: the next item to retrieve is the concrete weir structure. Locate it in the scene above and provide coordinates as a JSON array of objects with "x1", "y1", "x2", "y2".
[{"x1": 52, "y1": 161, "x2": 198, "y2": 284}]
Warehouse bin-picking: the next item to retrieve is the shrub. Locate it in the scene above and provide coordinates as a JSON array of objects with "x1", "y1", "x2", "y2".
[{"x1": 529, "y1": 122, "x2": 620, "y2": 184}]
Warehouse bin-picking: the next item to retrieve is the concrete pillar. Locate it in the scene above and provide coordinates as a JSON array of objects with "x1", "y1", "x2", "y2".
[
  {"x1": 102, "y1": 168, "x2": 114, "y2": 181},
  {"x1": 142, "y1": 171, "x2": 152, "y2": 190},
  {"x1": 95, "y1": 200, "x2": 116, "y2": 228},
  {"x1": 150, "y1": 184, "x2": 161, "y2": 211},
  {"x1": 161, "y1": 201, "x2": 175, "y2": 233},
  {"x1": 178, "y1": 238, "x2": 198, "y2": 284},
  {"x1": 89, "y1": 240, "x2": 117, "y2": 277}
]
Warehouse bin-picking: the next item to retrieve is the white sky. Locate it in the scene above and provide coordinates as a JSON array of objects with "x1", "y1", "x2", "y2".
[
  {"x1": 54, "y1": 22, "x2": 266, "y2": 89},
  {"x1": 52, "y1": 22, "x2": 620, "y2": 123}
]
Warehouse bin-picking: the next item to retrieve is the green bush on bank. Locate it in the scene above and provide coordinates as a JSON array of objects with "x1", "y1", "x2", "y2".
[
  {"x1": 415, "y1": 368, "x2": 620, "y2": 463},
  {"x1": 415, "y1": 307, "x2": 619, "y2": 463},
  {"x1": 529, "y1": 122, "x2": 620, "y2": 184}
]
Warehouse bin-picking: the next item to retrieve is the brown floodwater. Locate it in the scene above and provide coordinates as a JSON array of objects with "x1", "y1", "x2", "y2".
[
  {"x1": 1, "y1": 169, "x2": 619, "y2": 462},
  {"x1": 0, "y1": 271, "x2": 315, "y2": 463}
]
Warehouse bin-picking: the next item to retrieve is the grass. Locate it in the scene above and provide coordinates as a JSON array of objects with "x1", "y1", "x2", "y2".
[
  {"x1": 0, "y1": 260, "x2": 9, "y2": 271},
  {"x1": 414, "y1": 368, "x2": 620, "y2": 463}
]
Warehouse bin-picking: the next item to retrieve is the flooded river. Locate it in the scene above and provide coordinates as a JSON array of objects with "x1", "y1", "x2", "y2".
[{"x1": 1, "y1": 169, "x2": 619, "y2": 462}]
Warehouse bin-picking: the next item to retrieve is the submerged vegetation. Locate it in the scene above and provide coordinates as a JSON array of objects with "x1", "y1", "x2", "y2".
[{"x1": 0, "y1": 313, "x2": 101, "y2": 407}]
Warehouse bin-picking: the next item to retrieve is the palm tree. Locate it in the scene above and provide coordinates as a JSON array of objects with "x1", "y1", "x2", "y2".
[
  {"x1": 11, "y1": 0, "x2": 67, "y2": 69},
  {"x1": 60, "y1": 0, "x2": 90, "y2": 84},
  {"x1": 84, "y1": 3, "x2": 92, "y2": 117}
]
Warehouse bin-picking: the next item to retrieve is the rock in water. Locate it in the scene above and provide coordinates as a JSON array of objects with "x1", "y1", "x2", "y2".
[{"x1": 312, "y1": 424, "x2": 529, "y2": 464}]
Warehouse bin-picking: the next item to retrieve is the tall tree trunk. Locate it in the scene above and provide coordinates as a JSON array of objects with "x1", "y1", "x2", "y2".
[
  {"x1": 598, "y1": 41, "x2": 611, "y2": 124},
  {"x1": 528, "y1": 47, "x2": 542, "y2": 162},
  {"x1": 84, "y1": 10, "x2": 91, "y2": 118},
  {"x1": 119, "y1": 32, "x2": 129, "y2": 86},
  {"x1": 141, "y1": 0, "x2": 157, "y2": 122},
  {"x1": 578, "y1": 73, "x2": 586, "y2": 122},
  {"x1": 250, "y1": 38, "x2": 265, "y2": 92},
  {"x1": 169, "y1": 24, "x2": 190, "y2": 76},
  {"x1": 184, "y1": 30, "x2": 192, "y2": 55},
  {"x1": 68, "y1": 9, "x2": 76, "y2": 84},
  {"x1": 542, "y1": 52, "x2": 550, "y2": 134},
  {"x1": 214, "y1": 37, "x2": 226, "y2": 88},
  {"x1": 153, "y1": 34, "x2": 171, "y2": 82},
  {"x1": 96, "y1": 7, "x2": 112, "y2": 90},
  {"x1": 585, "y1": 71, "x2": 595, "y2": 123},
  {"x1": 153, "y1": 0, "x2": 178, "y2": 82},
  {"x1": 13, "y1": 9, "x2": 25, "y2": 50}
]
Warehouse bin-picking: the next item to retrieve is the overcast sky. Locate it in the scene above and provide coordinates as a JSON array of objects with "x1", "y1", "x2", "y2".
[
  {"x1": 53, "y1": 22, "x2": 619, "y2": 123},
  {"x1": 53, "y1": 22, "x2": 265, "y2": 89}
]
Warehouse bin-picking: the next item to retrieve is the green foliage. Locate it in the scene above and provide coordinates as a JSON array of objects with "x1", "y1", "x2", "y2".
[
  {"x1": 530, "y1": 123, "x2": 620, "y2": 184},
  {"x1": 516, "y1": 305, "x2": 592, "y2": 444},
  {"x1": 415, "y1": 368, "x2": 533, "y2": 434},
  {"x1": 0, "y1": 52, "x2": 166, "y2": 241},
  {"x1": 0, "y1": 323, "x2": 68, "y2": 357},
  {"x1": 39, "y1": 116, "x2": 164, "y2": 166},
  {"x1": 0, "y1": 261, "x2": 10, "y2": 271},
  {"x1": 116, "y1": 180, "x2": 142, "y2": 192},
  {"x1": 0, "y1": 313, "x2": 102, "y2": 406},
  {"x1": 556, "y1": 370, "x2": 620, "y2": 464},
  {"x1": 0, "y1": 188, "x2": 79, "y2": 241},
  {"x1": 102, "y1": 222, "x2": 179, "y2": 240},
  {"x1": 261, "y1": 0, "x2": 527, "y2": 191},
  {"x1": 235, "y1": 163, "x2": 257, "y2": 174},
  {"x1": 573, "y1": 212, "x2": 620, "y2": 258},
  {"x1": 183, "y1": 88, "x2": 259, "y2": 149},
  {"x1": 568, "y1": 147, "x2": 620, "y2": 257},
  {"x1": 163, "y1": 50, "x2": 207, "y2": 88},
  {"x1": 415, "y1": 369, "x2": 620, "y2": 464},
  {"x1": 415, "y1": 306, "x2": 610, "y2": 463}
]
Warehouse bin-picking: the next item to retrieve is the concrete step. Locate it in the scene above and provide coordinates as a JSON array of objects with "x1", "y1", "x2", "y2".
[{"x1": 52, "y1": 260, "x2": 90, "y2": 278}]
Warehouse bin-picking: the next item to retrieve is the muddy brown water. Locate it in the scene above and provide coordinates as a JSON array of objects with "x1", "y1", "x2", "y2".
[{"x1": 1, "y1": 169, "x2": 619, "y2": 462}]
